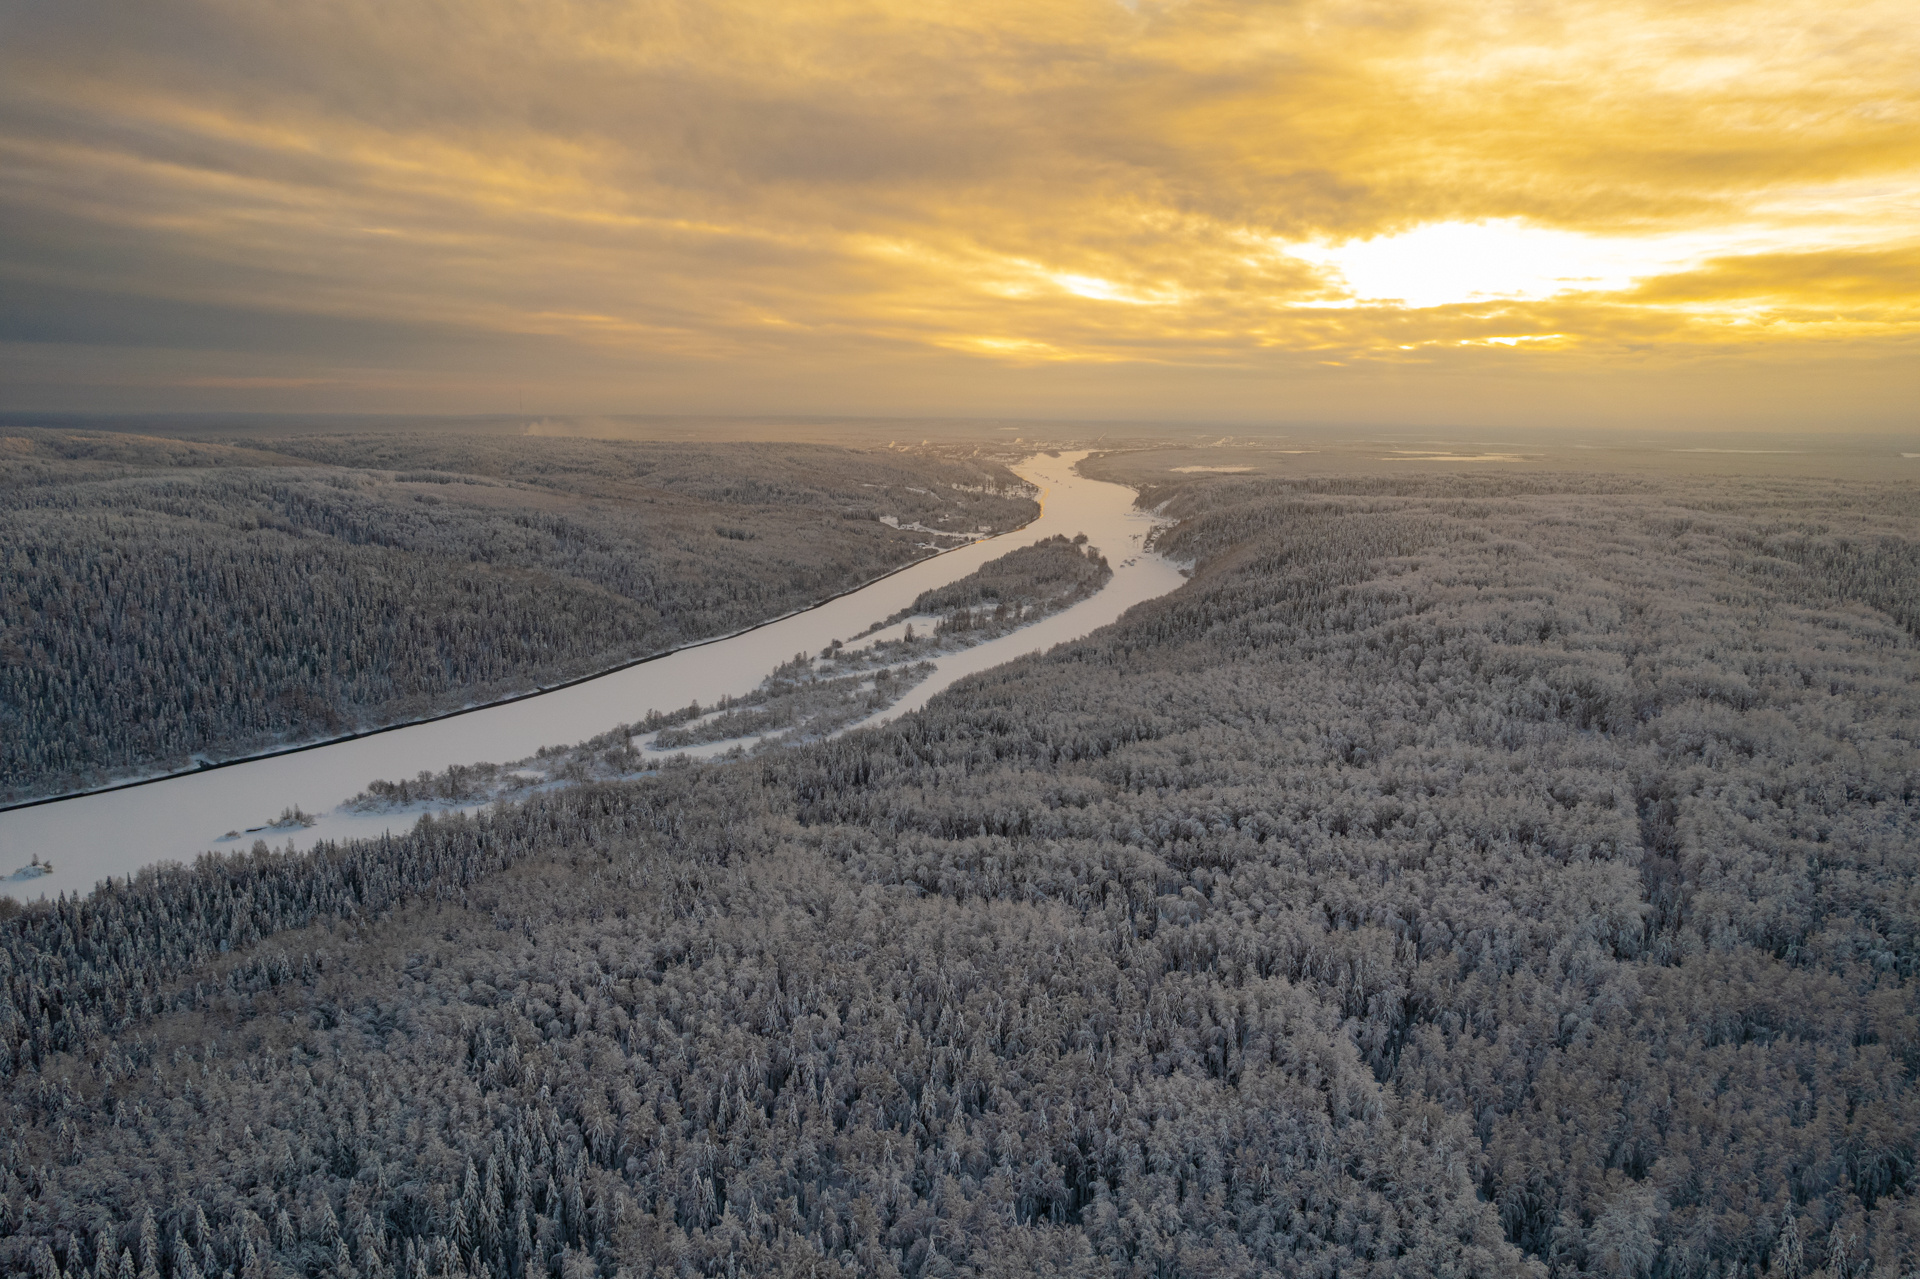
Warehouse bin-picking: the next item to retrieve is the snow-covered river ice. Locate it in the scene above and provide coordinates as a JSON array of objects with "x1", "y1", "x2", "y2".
[{"x1": 2, "y1": 452, "x2": 1186, "y2": 900}]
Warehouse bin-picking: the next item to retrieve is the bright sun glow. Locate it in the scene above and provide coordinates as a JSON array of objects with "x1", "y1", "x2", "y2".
[
  {"x1": 3, "y1": 0, "x2": 1918, "y2": 408},
  {"x1": 1290, "y1": 220, "x2": 1700, "y2": 309}
]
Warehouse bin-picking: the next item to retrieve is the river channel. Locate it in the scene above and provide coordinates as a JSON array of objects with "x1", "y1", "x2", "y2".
[{"x1": 1, "y1": 452, "x2": 1184, "y2": 900}]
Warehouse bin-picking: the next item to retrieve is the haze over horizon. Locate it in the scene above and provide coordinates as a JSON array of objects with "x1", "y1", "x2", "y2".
[{"x1": 3, "y1": 0, "x2": 1916, "y2": 429}]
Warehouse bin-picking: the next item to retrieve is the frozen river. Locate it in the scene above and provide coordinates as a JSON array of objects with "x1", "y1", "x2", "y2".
[{"x1": 1, "y1": 452, "x2": 1183, "y2": 901}]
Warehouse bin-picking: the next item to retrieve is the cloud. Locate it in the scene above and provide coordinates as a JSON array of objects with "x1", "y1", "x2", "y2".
[
  {"x1": 0, "y1": 0, "x2": 1916, "y2": 421},
  {"x1": 1627, "y1": 245, "x2": 1920, "y2": 304}
]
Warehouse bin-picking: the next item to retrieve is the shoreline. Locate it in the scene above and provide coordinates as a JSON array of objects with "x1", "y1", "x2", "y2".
[
  {"x1": 2, "y1": 452, "x2": 1172, "y2": 904},
  {"x1": 0, "y1": 517, "x2": 1036, "y2": 817}
]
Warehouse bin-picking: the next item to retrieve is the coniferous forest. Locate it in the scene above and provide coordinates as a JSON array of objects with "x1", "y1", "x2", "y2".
[
  {"x1": 3, "y1": 462, "x2": 1919, "y2": 1277},
  {"x1": 0, "y1": 430, "x2": 1036, "y2": 802}
]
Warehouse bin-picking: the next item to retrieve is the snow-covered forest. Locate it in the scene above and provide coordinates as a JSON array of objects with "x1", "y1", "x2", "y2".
[
  {"x1": 2, "y1": 464, "x2": 1917, "y2": 1277},
  {"x1": 335, "y1": 534, "x2": 1116, "y2": 809},
  {"x1": 883, "y1": 533, "x2": 1112, "y2": 629},
  {"x1": 644, "y1": 534, "x2": 1115, "y2": 752},
  {"x1": 0, "y1": 430, "x2": 1036, "y2": 802}
]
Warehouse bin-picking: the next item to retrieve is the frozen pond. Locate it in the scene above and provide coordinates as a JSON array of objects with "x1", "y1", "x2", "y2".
[{"x1": 1, "y1": 452, "x2": 1180, "y2": 900}]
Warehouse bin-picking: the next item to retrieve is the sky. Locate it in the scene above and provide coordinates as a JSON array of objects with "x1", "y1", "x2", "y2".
[{"x1": 1, "y1": 0, "x2": 1916, "y2": 429}]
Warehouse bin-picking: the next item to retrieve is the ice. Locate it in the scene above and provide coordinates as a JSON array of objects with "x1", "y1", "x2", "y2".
[{"x1": 0, "y1": 452, "x2": 1180, "y2": 900}]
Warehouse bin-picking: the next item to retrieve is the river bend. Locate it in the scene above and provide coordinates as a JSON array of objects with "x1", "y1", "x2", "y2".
[{"x1": 1, "y1": 452, "x2": 1182, "y2": 899}]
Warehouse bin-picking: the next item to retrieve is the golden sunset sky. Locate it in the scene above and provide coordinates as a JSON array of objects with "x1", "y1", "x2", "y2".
[{"x1": 2, "y1": 0, "x2": 1915, "y2": 427}]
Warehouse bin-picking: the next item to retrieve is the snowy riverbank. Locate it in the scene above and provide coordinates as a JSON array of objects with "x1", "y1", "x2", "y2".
[{"x1": 0, "y1": 452, "x2": 1181, "y2": 900}]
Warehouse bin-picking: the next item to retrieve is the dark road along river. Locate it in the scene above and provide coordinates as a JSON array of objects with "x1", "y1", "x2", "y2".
[{"x1": 1, "y1": 452, "x2": 1182, "y2": 900}]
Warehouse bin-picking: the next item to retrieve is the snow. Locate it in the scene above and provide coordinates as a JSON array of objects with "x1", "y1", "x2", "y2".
[
  {"x1": 847, "y1": 615, "x2": 944, "y2": 649},
  {"x1": 0, "y1": 452, "x2": 1181, "y2": 901}
]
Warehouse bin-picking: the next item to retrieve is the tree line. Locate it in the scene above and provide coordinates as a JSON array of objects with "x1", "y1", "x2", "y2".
[
  {"x1": 2, "y1": 466, "x2": 1916, "y2": 1277},
  {"x1": 0, "y1": 430, "x2": 1036, "y2": 803}
]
